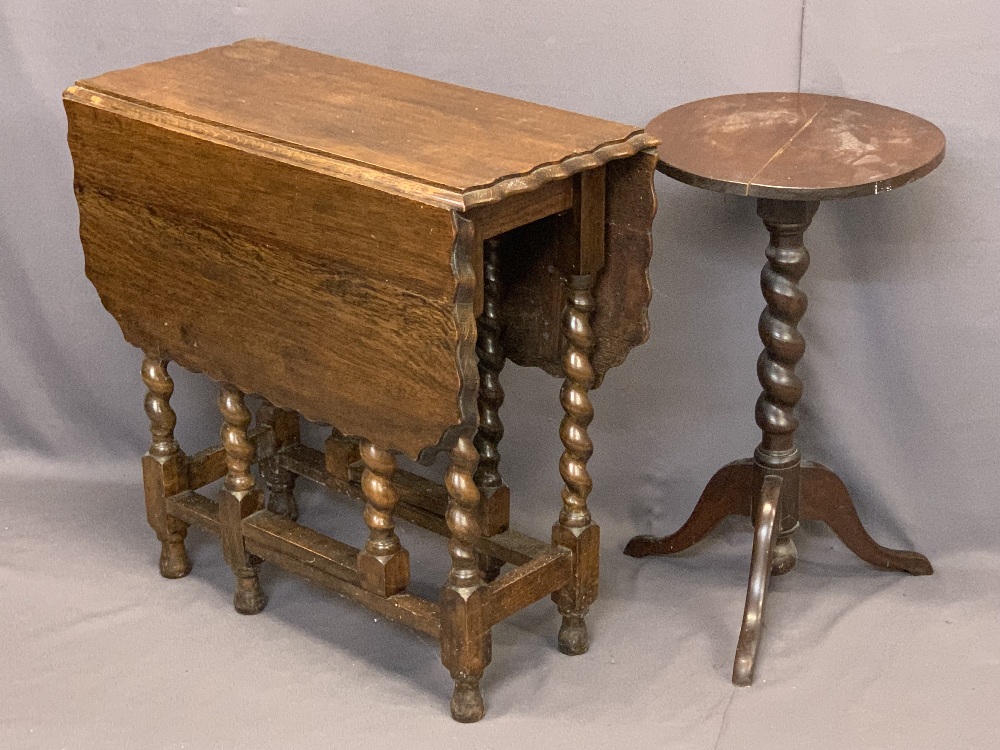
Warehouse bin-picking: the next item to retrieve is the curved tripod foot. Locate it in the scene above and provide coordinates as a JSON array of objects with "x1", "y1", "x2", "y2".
[
  {"x1": 624, "y1": 459, "x2": 754, "y2": 557},
  {"x1": 450, "y1": 676, "x2": 485, "y2": 723},
  {"x1": 733, "y1": 475, "x2": 781, "y2": 687},
  {"x1": 801, "y1": 463, "x2": 933, "y2": 576},
  {"x1": 557, "y1": 614, "x2": 590, "y2": 655}
]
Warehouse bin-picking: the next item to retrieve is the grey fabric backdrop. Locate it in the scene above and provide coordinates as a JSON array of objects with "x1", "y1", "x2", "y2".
[{"x1": 2, "y1": 1, "x2": 998, "y2": 748}]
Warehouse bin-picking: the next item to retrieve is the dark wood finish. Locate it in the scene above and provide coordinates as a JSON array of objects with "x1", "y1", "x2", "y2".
[
  {"x1": 551, "y1": 274, "x2": 600, "y2": 656},
  {"x1": 624, "y1": 459, "x2": 753, "y2": 557},
  {"x1": 561, "y1": 166, "x2": 607, "y2": 275},
  {"x1": 482, "y1": 547, "x2": 572, "y2": 628},
  {"x1": 441, "y1": 436, "x2": 490, "y2": 722},
  {"x1": 243, "y1": 510, "x2": 359, "y2": 586},
  {"x1": 591, "y1": 151, "x2": 658, "y2": 385},
  {"x1": 217, "y1": 384, "x2": 266, "y2": 614},
  {"x1": 161, "y1": 416, "x2": 595, "y2": 717},
  {"x1": 753, "y1": 198, "x2": 818, "y2": 573},
  {"x1": 628, "y1": 93, "x2": 939, "y2": 686},
  {"x1": 282, "y1": 443, "x2": 451, "y2": 535},
  {"x1": 800, "y1": 462, "x2": 932, "y2": 575},
  {"x1": 324, "y1": 430, "x2": 361, "y2": 481},
  {"x1": 466, "y1": 178, "x2": 574, "y2": 241},
  {"x1": 733, "y1": 475, "x2": 781, "y2": 687},
  {"x1": 472, "y1": 240, "x2": 507, "y2": 495},
  {"x1": 185, "y1": 425, "x2": 270, "y2": 490},
  {"x1": 67, "y1": 40, "x2": 657, "y2": 722},
  {"x1": 67, "y1": 77, "x2": 654, "y2": 461},
  {"x1": 646, "y1": 92, "x2": 945, "y2": 200},
  {"x1": 167, "y1": 491, "x2": 442, "y2": 637},
  {"x1": 358, "y1": 441, "x2": 410, "y2": 597},
  {"x1": 473, "y1": 240, "x2": 510, "y2": 582},
  {"x1": 75, "y1": 39, "x2": 654, "y2": 208},
  {"x1": 140, "y1": 356, "x2": 191, "y2": 579},
  {"x1": 497, "y1": 151, "x2": 657, "y2": 386},
  {"x1": 66, "y1": 91, "x2": 472, "y2": 461}
]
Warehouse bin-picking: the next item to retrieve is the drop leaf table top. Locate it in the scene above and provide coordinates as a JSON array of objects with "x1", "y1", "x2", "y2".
[{"x1": 64, "y1": 39, "x2": 659, "y2": 461}]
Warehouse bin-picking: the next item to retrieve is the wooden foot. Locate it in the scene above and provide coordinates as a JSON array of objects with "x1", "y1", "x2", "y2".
[
  {"x1": 450, "y1": 675, "x2": 485, "y2": 724},
  {"x1": 552, "y1": 523, "x2": 599, "y2": 655},
  {"x1": 624, "y1": 459, "x2": 753, "y2": 557},
  {"x1": 440, "y1": 437, "x2": 491, "y2": 722},
  {"x1": 158, "y1": 535, "x2": 192, "y2": 579},
  {"x1": 733, "y1": 475, "x2": 781, "y2": 686},
  {"x1": 141, "y1": 356, "x2": 192, "y2": 579},
  {"x1": 234, "y1": 568, "x2": 266, "y2": 615},
  {"x1": 557, "y1": 613, "x2": 589, "y2": 656},
  {"x1": 218, "y1": 384, "x2": 267, "y2": 614},
  {"x1": 358, "y1": 441, "x2": 410, "y2": 597},
  {"x1": 801, "y1": 462, "x2": 932, "y2": 575}
]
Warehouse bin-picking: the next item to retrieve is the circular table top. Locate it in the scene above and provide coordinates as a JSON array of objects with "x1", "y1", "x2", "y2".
[{"x1": 645, "y1": 92, "x2": 945, "y2": 201}]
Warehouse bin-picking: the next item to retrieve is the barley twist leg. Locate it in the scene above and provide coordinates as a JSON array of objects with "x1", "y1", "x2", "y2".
[
  {"x1": 141, "y1": 356, "x2": 191, "y2": 579},
  {"x1": 218, "y1": 384, "x2": 265, "y2": 615},
  {"x1": 552, "y1": 275, "x2": 601, "y2": 656},
  {"x1": 358, "y1": 441, "x2": 409, "y2": 596},
  {"x1": 473, "y1": 239, "x2": 509, "y2": 581},
  {"x1": 440, "y1": 436, "x2": 491, "y2": 723}
]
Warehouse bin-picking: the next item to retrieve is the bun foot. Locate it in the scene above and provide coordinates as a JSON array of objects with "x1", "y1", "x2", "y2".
[
  {"x1": 159, "y1": 541, "x2": 192, "y2": 579},
  {"x1": 450, "y1": 676, "x2": 485, "y2": 723},
  {"x1": 558, "y1": 614, "x2": 589, "y2": 655},
  {"x1": 234, "y1": 574, "x2": 266, "y2": 615}
]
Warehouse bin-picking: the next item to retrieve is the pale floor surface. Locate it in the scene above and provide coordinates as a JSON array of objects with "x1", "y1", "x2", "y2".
[{"x1": 3, "y1": 474, "x2": 998, "y2": 750}]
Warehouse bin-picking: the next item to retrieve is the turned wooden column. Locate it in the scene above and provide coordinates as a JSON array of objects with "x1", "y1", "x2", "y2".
[
  {"x1": 140, "y1": 356, "x2": 192, "y2": 579},
  {"x1": 440, "y1": 436, "x2": 491, "y2": 723},
  {"x1": 357, "y1": 441, "x2": 410, "y2": 596},
  {"x1": 473, "y1": 238, "x2": 511, "y2": 581},
  {"x1": 218, "y1": 384, "x2": 266, "y2": 614},
  {"x1": 752, "y1": 198, "x2": 818, "y2": 574},
  {"x1": 552, "y1": 273, "x2": 600, "y2": 656}
]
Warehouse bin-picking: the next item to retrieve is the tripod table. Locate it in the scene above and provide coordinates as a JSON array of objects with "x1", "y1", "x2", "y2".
[{"x1": 625, "y1": 92, "x2": 944, "y2": 685}]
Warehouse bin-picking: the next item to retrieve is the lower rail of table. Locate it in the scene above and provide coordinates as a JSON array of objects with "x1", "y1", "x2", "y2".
[{"x1": 165, "y1": 437, "x2": 573, "y2": 641}]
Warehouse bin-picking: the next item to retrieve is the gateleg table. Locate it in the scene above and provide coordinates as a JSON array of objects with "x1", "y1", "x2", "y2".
[{"x1": 64, "y1": 39, "x2": 658, "y2": 721}]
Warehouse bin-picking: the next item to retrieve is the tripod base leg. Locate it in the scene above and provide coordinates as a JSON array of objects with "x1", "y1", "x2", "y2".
[
  {"x1": 801, "y1": 462, "x2": 932, "y2": 576},
  {"x1": 733, "y1": 475, "x2": 781, "y2": 687},
  {"x1": 625, "y1": 459, "x2": 753, "y2": 557}
]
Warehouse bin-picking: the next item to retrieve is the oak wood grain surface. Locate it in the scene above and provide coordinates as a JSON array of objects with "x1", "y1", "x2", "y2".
[
  {"x1": 65, "y1": 40, "x2": 658, "y2": 459},
  {"x1": 75, "y1": 38, "x2": 655, "y2": 208},
  {"x1": 66, "y1": 97, "x2": 472, "y2": 460}
]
